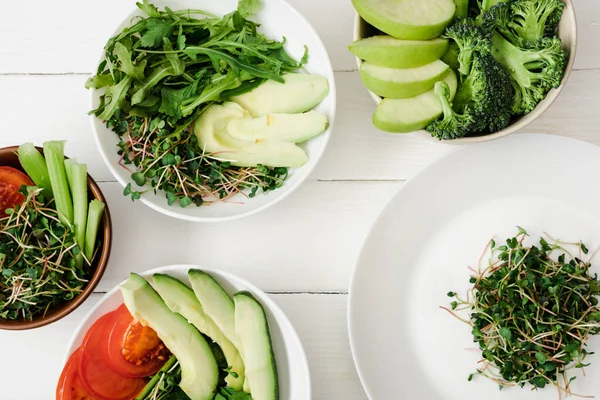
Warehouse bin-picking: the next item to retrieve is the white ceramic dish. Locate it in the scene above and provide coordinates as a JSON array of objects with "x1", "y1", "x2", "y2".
[
  {"x1": 351, "y1": 1, "x2": 577, "y2": 144},
  {"x1": 64, "y1": 264, "x2": 311, "y2": 399},
  {"x1": 90, "y1": 0, "x2": 336, "y2": 222},
  {"x1": 348, "y1": 134, "x2": 600, "y2": 399}
]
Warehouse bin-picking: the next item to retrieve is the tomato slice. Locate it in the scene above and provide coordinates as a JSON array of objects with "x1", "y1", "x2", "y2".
[
  {"x1": 0, "y1": 166, "x2": 33, "y2": 217},
  {"x1": 78, "y1": 311, "x2": 146, "y2": 400},
  {"x1": 105, "y1": 304, "x2": 168, "y2": 378},
  {"x1": 56, "y1": 348, "x2": 99, "y2": 400}
]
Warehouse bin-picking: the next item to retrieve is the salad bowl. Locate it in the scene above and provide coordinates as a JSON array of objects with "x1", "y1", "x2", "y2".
[
  {"x1": 89, "y1": 0, "x2": 336, "y2": 222},
  {"x1": 0, "y1": 145, "x2": 112, "y2": 331},
  {"x1": 351, "y1": 0, "x2": 577, "y2": 143},
  {"x1": 63, "y1": 264, "x2": 311, "y2": 399}
]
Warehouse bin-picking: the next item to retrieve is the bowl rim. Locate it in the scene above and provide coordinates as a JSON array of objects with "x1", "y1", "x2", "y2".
[
  {"x1": 351, "y1": 0, "x2": 578, "y2": 144},
  {"x1": 88, "y1": 0, "x2": 337, "y2": 222},
  {"x1": 0, "y1": 145, "x2": 112, "y2": 331},
  {"x1": 63, "y1": 264, "x2": 312, "y2": 398}
]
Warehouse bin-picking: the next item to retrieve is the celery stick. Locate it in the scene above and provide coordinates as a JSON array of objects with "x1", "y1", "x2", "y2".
[
  {"x1": 17, "y1": 143, "x2": 53, "y2": 197},
  {"x1": 64, "y1": 158, "x2": 78, "y2": 189},
  {"x1": 84, "y1": 200, "x2": 105, "y2": 262},
  {"x1": 66, "y1": 162, "x2": 88, "y2": 267},
  {"x1": 43, "y1": 141, "x2": 73, "y2": 226}
]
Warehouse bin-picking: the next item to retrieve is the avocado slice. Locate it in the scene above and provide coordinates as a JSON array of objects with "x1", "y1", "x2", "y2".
[
  {"x1": 234, "y1": 291, "x2": 279, "y2": 400},
  {"x1": 227, "y1": 111, "x2": 329, "y2": 143},
  {"x1": 120, "y1": 273, "x2": 218, "y2": 400},
  {"x1": 152, "y1": 274, "x2": 245, "y2": 391},
  {"x1": 193, "y1": 102, "x2": 309, "y2": 168},
  {"x1": 230, "y1": 73, "x2": 329, "y2": 117}
]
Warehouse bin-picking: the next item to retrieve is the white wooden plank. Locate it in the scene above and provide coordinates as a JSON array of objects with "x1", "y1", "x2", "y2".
[
  {"x1": 3, "y1": 70, "x2": 598, "y2": 183},
  {"x1": 0, "y1": 293, "x2": 366, "y2": 400},
  {"x1": 0, "y1": 0, "x2": 598, "y2": 73},
  {"x1": 93, "y1": 180, "x2": 399, "y2": 292}
]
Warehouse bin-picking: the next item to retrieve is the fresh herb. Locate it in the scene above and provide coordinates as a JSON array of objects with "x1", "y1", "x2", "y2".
[
  {"x1": 444, "y1": 228, "x2": 600, "y2": 397},
  {"x1": 88, "y1": 0, "x2": 305, "y2": 207},
  {"x1": 0, "y1": 187, "x2": 88, "y2": 321}
]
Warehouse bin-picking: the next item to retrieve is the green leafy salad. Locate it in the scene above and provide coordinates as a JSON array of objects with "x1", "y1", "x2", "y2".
[
  {"x1": 445, "y1": 228, "x2": 600, "y2": 397},
  {"x1": 87, "y1": 0, "x2": 330, "y2": 207},
  {"x1": 0, "y1": 142, "x2": 105, "y2": 321}
]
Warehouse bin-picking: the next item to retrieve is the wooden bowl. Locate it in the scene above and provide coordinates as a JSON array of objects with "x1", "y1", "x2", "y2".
[
  {"x1": 352, "y1": 0, "x2": 578, "y2": 143},
  {"x1": 0, "y1": 146, "x2": 112, "y2": 330}
]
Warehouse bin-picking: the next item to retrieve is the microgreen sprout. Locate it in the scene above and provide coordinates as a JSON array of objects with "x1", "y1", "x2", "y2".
[
  {"x1": 444, "y1": 228, "x2": 600, "y2": 398},
  {"x1": 0, "y1": 186, "x2": 89, "y2": 321}
]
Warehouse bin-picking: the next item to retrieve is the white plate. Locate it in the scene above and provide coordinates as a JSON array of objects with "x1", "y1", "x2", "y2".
[
  {"x1": 348, "y1": 134, "x2": 600, "y2": 400},
  {"x1": 89, "y1": 0, "x2": 336, "y2": 222},
  {"x1": 65, "y1": 265, "x2": 311, "y2": 399}
]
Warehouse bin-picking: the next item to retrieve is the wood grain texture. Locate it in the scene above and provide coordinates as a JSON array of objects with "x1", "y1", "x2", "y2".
[
  {"x1": 0, "y1": 293, "x2": 366, "y2": 400},
  {"x1": 0, "y1": 0, "x2": 597, "y2": 73},
  {"x1": 89, "y1": 180, "x2": 398, "y2": 292}
]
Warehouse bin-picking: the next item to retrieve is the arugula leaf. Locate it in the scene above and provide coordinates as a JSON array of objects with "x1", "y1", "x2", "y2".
[
  {"x1": 237, "y1": 0, "x2": 261, "y2": 18},
  {"x1": 140, "y1": 19, "x2": 175, "y2": 47},
  {"x1": 181, "y1": 71, "x2": 241, "y2": 117},
  {"x1": 97, "y1": 76, "x2": 133, "y2": 121},
  {"x1": 159, "y1": 78, "x2": 201, "y2": 119},
  {"x1": 136, "y1": 0, "x2": 161, "y2": 18},
  {"x1": 183, "y1": 47, "x2": 283, "y2": 82},
  {"x1": 131, "y1": 65, "x2": 175, "y2": 105},
  {"x1": 85, "y1": 74, "x2": 114, "y2": 89},
  {"x1": 113, "y1": 42, "x2": 147, "y2": 80},
  {"x1": 163, "y1": 38, "x2": 184, "y2": 75}
]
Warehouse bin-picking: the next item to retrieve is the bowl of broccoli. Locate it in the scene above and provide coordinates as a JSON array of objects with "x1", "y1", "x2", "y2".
[{"x1": 350, "y1": 0, "x2": 577, "y2": 143}]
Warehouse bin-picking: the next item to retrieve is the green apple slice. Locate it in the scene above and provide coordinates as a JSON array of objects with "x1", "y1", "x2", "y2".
[
  {"x1": 352, "y1": 0, "x2": 456, "y2": 40},
  {"x1": 360, "y1": 60, "x2": 450, "y2": 99},
  {"x1": 373, "y1": 69, "x2": 457, "y2": 133},
  {"x1": 349, "y1": 36, "x2": 449, "y2": 69}
]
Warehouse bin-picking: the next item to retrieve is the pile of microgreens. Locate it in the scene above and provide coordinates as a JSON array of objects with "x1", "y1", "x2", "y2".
[
  {"x1": 0, "y1": 187, "x2": 88, "y2": 320},
  {"x1": 444, "y1": 227, "x2": 600, "y2": 398}
]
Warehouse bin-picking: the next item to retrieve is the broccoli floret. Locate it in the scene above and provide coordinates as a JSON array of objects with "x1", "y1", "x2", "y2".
[
  {"x1": 470, "y1": 0, "x2": 509, "y2": 17},
  {"x1": 454, "y1": 54, "x2": 515, "y2": 132},
  {"x1": 482, "y1": 0, "x2": 565, "y2": 46},
  {"x1": 491, "y1": 32, "x2": 566, "y2": 114},
  {"x1": 511, "y1": 0, "x2": 565, "y2": 41},
  {"x1": 427, "y1": 81, "x2": 475, "y2": 141},
  {"x1": 443, "y1": 18, "x2": 491, "y2": 76}
]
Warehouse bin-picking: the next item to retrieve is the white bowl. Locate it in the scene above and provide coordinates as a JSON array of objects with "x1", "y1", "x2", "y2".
[
  {"x1": 64, "y1": 264, "x2": 311, "y2": 399},
  {"x1": 90, "y1": 0, "x2": 336, "y2": 222},
  {"x1": 352, "y1": 0, "x2": 577, "y2": 143}
]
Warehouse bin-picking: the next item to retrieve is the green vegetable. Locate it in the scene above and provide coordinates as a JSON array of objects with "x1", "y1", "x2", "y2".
[
  {"x1": 65, "y1": 162, "x2": 88, "y2": 268},
  {"x1": 483, "y1": 0, "x2": 564, "y2": 46},
  {"x1": 452, "y1": 0, "x2": 470, "y2": 18},
  {"x1": 491, "y1": 32, "x2": 566, "y2": 115},
  {"x1": 442, "y1": 18, "x2": 491, "y2": 76},
  {"x1": 425, "y1": 0, "x2": 566, "y2": 139},
  {"x1": 87, "y1": 0, "x2": 307, "y2": 207},
  {"x1": 84, "y1": 200, "x2": 105, "y2": 262},
  {"x1": 17, "y1": 143, "x2": 53, "y2": 197},
  {"x1": 471, "y1": 0, "x2": 509, "y2": 17},
  {"x1": 426, "y1": 81, "x2": 475, "y2": 140},
  {"x1": 445, "y1": 228, "x2": 600, "y2": 396},
  {"x1": 453, "y1": 53, "x2": 514, "y2": 133},
  {"x1": 43, "y1": 141, "x2": 73, "y2": 226},
  {"x1": 0, "y1": 187, "x2": 88, "y2": 321}
]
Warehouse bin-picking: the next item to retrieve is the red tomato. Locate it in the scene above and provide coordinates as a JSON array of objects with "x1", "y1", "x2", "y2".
[
  {"x1": 105, "y1": 304, "x2": 168, "y2": 378},
  {"x1": 56, "y1": 348, "x2": 99, "y2": 400},
  {"x1": 78, "y1": 312, "x2": 146, "y2": 400},
  {"x1": 0, "y1": 166, "x2": 33, "y2": 217}
]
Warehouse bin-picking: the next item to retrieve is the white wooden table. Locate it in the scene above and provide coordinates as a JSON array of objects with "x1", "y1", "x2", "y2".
[{"x1": 0, "y1": 0, "x2": 598, "y2": 398}]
